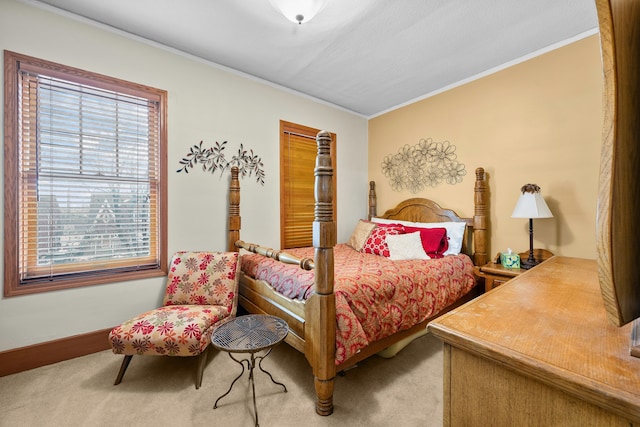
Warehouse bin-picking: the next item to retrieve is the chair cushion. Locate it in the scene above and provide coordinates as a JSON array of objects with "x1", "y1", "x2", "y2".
[
  {"x1": 109, "y1": 305, "x2": 231, "y2": 357},
  {"x1": 163, "y1": 252, "x2": 240, "y2": 313}
]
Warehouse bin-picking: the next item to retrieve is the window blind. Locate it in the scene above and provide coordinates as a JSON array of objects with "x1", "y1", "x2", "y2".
[
  {"x1": 281, "y1": 131, "x2": 317, "y2": 249},
  {"x1": 279, "y1": 121, "x2": 336, "y2": 250},
  {"x1": 18, "y1": 71, "x2": 161, "y2": 282}
]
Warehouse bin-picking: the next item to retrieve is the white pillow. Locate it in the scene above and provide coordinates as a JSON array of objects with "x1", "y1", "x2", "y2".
[
  {"x1": 372, "y1": 217, "x2": 466, "y2": 256},
  {"x1": 386, "y1": 232, "x2": 430, "y2": 261}
]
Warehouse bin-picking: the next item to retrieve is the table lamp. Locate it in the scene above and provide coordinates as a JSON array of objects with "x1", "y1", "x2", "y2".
[{"x1": 511, "y1": 183, "x2": 553, "y2": 269}]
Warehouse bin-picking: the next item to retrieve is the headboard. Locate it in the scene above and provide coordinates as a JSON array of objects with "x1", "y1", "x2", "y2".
[{"x1": 368, "y1": 167, "x2": 488, "y2": 265}]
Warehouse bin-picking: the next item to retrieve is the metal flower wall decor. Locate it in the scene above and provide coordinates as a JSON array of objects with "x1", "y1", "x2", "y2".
[
  {"x1": 381, "y1": 137, "x2": 466, "y2": 193},
  {"x1": 177, "y1": 140, "x2": 265, "y2": 185}
]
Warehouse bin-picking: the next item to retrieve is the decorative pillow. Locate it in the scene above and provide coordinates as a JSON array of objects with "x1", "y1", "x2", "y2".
[
  {"x1": 404, "y1": 226, "x2": 448, "y2": 258},
  {"x1": 386, "y1": 231, "x2": 431, "y2": 261},
  {"x1": 433, "y1": 222, "x2": 466, "y2": 256},
  {"x1": 371, "y1": 217, "x2": 466, "y2": 256},
  {"x1": 347, "y1": 220, "x2": 377, "y2": 251},
  {"x1": 361, "y1": 224, "x2": 405, "y2": 257}
]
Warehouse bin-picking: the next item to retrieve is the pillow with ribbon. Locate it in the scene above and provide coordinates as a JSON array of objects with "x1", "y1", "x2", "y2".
[{"x1": 404, "y1": 226, "x2": 448, "y2": 258}]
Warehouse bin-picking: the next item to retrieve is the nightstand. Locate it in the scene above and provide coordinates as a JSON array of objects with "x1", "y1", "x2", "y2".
[{"x1": 474, "y1": 249, "x2": 554, "y2": 292}]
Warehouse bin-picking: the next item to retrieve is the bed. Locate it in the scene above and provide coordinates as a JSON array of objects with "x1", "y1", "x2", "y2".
[{"x1": 226, "y1": 131, "x2": 489, "y2": 415}]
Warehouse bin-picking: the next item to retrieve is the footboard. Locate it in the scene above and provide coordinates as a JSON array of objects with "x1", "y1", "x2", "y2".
[
  {"x1": 235, "y1": 240, "x2": 311, "y2": 353},
  {"x1": 238, "y1": 272, "x2": 306, "y2": 353}
]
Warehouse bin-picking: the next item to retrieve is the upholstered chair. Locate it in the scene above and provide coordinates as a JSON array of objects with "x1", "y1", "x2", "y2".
[{"x1": 108, "y1": 251, "x2": 240, "y2": 389}]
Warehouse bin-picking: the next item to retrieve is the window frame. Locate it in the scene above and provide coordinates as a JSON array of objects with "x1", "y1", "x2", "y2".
[{"x1": 3, "y1": 50, "x2": 168, "y2": 297}]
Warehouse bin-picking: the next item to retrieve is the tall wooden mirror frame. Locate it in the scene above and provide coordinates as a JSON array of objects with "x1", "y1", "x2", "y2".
[{"x1": 595, "y1": 0, "x2": 640, "y2": 355}]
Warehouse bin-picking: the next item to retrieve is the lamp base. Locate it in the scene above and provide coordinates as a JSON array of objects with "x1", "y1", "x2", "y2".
[{"x1": 520, "y1": 257, "x2": 540, "y2": 270}]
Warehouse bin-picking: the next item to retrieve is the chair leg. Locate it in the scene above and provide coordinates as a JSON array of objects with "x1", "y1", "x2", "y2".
[
  {"x1": 195, "y1": 346, "x2": 210, "y2": 389},
  {"x1": 114, "y1": 355, "x2": 133, "y2": 385}
]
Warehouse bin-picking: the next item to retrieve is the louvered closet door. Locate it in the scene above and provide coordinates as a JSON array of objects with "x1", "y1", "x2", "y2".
[{"x1": 279, "y1": 121, "x2": 336, "y2": 249}]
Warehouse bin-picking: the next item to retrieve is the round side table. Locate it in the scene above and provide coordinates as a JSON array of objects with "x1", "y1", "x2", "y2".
[{"x1": 211, "y1": 314, "x2": 289, "y2": 427}]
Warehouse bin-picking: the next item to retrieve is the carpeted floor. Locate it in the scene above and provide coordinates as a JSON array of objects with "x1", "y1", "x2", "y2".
[{"x1": 0, "y1": 332, "x2": 444, "y2": 427}]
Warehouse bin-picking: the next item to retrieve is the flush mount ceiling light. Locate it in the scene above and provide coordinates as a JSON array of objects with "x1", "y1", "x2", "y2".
[{"x1": 269, "y1": 0, "x2": 328, "y2": 24}]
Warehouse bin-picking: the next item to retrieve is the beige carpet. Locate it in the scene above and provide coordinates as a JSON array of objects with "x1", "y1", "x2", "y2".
[{"x1": 0, "y1": 332, "x2": 444, "y2": 427}]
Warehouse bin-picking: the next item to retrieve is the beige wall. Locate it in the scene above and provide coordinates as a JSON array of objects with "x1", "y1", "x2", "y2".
[
  {"x1": 0, "y1": 0, "x2": 368, "y2": 351},
  {"x1": 369, "y1": 35, "x2": 603, "y2": 260}
]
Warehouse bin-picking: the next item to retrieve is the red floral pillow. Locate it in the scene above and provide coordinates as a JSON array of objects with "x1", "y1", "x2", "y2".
[{"x1": 361, "y1": 225, "x2": 405, "y2": 257}]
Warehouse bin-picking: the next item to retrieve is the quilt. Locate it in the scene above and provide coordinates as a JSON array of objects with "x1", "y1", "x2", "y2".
[{"x1": 241, "y1": 243, "x2": 476, "y2": 365}]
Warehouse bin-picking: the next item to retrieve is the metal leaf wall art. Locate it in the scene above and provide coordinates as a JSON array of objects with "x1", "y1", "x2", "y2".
[
  {"x1": 381, "y1": 137, "x2": 466, "y2": 193},
  {"x1": 177, "y1": 140, "x2": 265, "y2": 185}
]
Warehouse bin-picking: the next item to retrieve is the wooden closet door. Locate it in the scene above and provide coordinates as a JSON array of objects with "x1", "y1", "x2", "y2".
[{"x1": 279, "y1": 121, "x2": 336, "y2": 249}]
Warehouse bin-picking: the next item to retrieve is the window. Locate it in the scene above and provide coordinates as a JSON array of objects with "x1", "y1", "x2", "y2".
[
  {"x1": 3, "y1": 51, "x2": 167, "y2": 296},
  {"x1": 279, "y1": 121, "x2": 336, "y2": 249}
]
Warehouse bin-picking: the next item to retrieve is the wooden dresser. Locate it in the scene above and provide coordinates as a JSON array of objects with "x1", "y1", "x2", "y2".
[{"x1": 428, "y1": 257, "x2": 640, "y2": 426}]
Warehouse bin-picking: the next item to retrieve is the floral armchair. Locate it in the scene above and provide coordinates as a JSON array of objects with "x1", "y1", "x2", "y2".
[{"x1": 108, "y1": 251, "x2": 240, "y2": 389}]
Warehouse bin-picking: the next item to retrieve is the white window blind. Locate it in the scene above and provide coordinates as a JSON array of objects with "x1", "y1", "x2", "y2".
[{"x1": 18, "y1": 70, "x2": 161, "y2": 283}]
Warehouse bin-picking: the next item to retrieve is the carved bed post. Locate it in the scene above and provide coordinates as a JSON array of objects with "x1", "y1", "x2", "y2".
[
  {"x1": 306, "y1": 130, "x2": 336, "y2": 416},
  {"x1": 228, "y1": 166, "x2": 241, "y2": 252},
  {"x1": 368, "y1": 181, "x2": 377, "y2": 220},
  {"x1": 473, "y1": 167, "x2": 488, "y2": 266}
]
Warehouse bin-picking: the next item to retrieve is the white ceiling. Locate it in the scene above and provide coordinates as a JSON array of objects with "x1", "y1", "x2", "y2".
[{"x1": 32, "y1": 0, "x2": 599, "y2": 118}]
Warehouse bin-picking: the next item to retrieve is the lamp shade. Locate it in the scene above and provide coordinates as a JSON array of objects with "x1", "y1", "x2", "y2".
[
  {"x1": 511, "y1": 186, "x2": 553, "y2": 219},
  {"x1": 269, "y1": 0, "x2": 327, "y2": 24}
]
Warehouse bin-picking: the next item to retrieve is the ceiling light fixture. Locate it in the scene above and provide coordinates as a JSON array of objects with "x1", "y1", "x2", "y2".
[{"x1": 269, "y1": 0, "x2": 327, "y2": 24}]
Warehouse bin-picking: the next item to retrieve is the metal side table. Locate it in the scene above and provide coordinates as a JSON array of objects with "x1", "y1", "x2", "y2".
[{"x1": 211, "y1": 314, "x2": 288, "y2": 427}]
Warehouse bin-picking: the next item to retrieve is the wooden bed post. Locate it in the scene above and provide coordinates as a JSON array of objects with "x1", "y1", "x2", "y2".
[
  {"x1": 228, "y1": 166, "x2": 240, "y2": 252},
  {"x1": 306, "y1": 130, "x2": 337, "y2": 416},
  {"x1": 368, "y1": 181, "x2": 377, "y2": 220},
  {"x1": 473, "y1": 167, "x2": 488, "y2": 266}
]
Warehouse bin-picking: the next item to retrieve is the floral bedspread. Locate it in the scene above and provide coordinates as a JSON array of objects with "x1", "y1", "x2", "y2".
[{"x1": 240, "y1": 243, "x2": 476, "y2": 365}]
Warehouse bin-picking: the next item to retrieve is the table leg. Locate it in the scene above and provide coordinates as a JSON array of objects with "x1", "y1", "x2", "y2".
[
  {"x1": 213, "y1": 352, "x2": 247, "y2": 409},
  {"x1": 214, "y1": 349, "x2": 287, "y2": 427},
  {"x1": 249, "y1": 353, "x2": 259, "y2": 427},
  {"x1": 256, "y1": 348, "x2": 287, "y2": 392}
]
